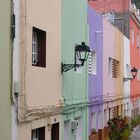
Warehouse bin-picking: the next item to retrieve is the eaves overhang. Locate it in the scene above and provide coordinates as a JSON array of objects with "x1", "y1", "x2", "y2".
[{"x1": 130, "y1": 12, "x2": 140, "y2": 28}]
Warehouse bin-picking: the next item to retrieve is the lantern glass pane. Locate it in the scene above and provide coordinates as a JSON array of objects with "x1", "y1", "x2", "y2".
[
  {"x1": 76, "y1": 51, "x2": 81, "y2": 60},
  {"x1": 79, "y1": 51, "x2": 86, "y2": 61},
  {"x1": 85, "y1": 52, "x2": 89, "y2": 60},
  {"x1": 132, "y1": 72, "x2": 136, "y2": 78}
]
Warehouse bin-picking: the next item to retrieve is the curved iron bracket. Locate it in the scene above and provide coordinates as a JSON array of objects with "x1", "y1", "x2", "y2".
[{"x1": 61, "y1": 63, "x2": 82, "y2": 73}]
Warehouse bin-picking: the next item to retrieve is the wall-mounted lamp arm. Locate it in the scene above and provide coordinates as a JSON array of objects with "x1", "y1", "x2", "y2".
[
  {"x1": 123, "y1": 77, "x2": 133, "y2": 82},
  {"x1": 123, "y1": 67, "x2": 138, "y2": 82},
  {"x1": 61, "y1": 42, "x2": 90, "y2": 73},
  {"x1": 61, "y1": 63, "x2": 83, "y2": 73}
]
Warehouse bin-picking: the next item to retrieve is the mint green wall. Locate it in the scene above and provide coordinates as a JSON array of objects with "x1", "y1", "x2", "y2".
[
  {"x1": 62, "y1": 0, "x2": 88, "y2": 139},
  {"x1": 0, "y1": 1, "x2": 11, "y2": 140}
]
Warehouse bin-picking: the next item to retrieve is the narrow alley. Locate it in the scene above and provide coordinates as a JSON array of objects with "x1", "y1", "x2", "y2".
[{"x1": 130, "y1": 126, "x2": 140, "y2": 140}]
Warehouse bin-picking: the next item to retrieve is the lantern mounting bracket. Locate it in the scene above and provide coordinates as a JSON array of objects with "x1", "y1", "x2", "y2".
[
  {"x1": 123, "y1": 77, "x2": 133, "y2": 82},
  {"x1": 123, "y1": 67, "x2": 138, "y2": 82},
  {"x1": 61, "y1": 63, "x2": 83, "y2": 73},
  {"x1": 61, "y1": 42, "x2": 90, "y2": 73}
]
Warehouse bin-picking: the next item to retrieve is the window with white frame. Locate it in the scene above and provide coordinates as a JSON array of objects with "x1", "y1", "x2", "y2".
[
  {"x1": 32, "y1": 27, "x2": 46, "y2": 67},
  {"x1": 108, "y1": 57, "x2": 119, "y2": 78},
  {"x1": 89, "y1": 51, "x2": 96, "y2": 75},
  {"x1": 137, "y1": 33, "x2": 140, "y2": 48},
  {"x1": 131, "y1": 28, "x2": 134, "y2": 44},
  {"x1": 136, "y1": 69, "x2": 140, "y2": 81}
]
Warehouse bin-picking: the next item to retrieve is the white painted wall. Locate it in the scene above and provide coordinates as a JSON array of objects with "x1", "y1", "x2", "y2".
[
  {"x1": 64, "y1": 121, "x2": 71, "y2": 140},
  {"x1": 123, "y1": 36, "x2": 131, "y2": 117},
  {"x1": 12, "y1": 0, "x2": 20, "y2": 140},
  {"x1": 76, "y1": 117, "x2": 82, "y2": 140}
]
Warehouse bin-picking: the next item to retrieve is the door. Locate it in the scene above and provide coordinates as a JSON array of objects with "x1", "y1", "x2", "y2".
[{"x1": 51, "y1": 123, "x2": 59, "y2": 140}]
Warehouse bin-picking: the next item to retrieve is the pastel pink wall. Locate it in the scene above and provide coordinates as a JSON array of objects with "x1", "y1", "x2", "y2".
[{"x1": 103, "y1": 19, "x2": 115, "y2": 97}]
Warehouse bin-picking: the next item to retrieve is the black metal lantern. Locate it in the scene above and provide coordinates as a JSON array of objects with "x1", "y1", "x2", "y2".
[
  {"x1": 123, "y1": 67, "x2": 138, "y2": 82},
  {"x1": 131, "y1": 67, "x2": 137, "y2": 78},
  {"x1": 62, "y1": 42, "x2": 90, "y2": 72},
  {"x1": 75, "y1": 42, "x2": 91, "y2": 66}
]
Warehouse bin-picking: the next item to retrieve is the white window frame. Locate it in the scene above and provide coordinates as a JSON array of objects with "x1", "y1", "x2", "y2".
[
  {"x1": 108, "y1": 57, "x2": 119, "y2": 78},
  {"x1": 137, "y1": 33, "x2": 140, "y2": 48},
  {"x1": 131, "y1": 28, "x2": 134, "y2": 44},
  {"x1": 32, "y1": 31, "x2": 38, "y2": 65},
  {"x1": 89, "y1": 51, "x2": 97, "y2": 75}
]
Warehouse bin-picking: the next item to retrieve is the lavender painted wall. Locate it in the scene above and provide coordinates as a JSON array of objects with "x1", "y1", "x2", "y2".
[{"x1": 88, "y1": 6, "x2": 103, "y2": 134}]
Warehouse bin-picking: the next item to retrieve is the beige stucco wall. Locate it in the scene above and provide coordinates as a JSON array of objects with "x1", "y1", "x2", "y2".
[
  {"x1": 17, "y1": 1, "x2": 62, "y2": 139},
  {"x1": 114, "y1": 28, "x2": 124, "y2": 109},
  {"x1": 19, "y1": 0, "x2": 62, "y2": 108}
]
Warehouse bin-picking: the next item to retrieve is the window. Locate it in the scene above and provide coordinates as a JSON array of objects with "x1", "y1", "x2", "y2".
[
  {"x1": 32, "y1": 27, "x2": 46, "y2": 67},
  {"x1": 131, "y1": 28, "x2": 134, "y2": 44},
  {"x1": 91, "y1": 112, "x2": 96, "y2": 130},
  {"x1": 112, "y1": 106, "x2": 119, "y2": 118},
  {"x1": 32, "y1": 127, "x2": 45, "y2": 140},
  {"x1": 137, "y1": 33, "x2": 140, "y2": 48},
  {"x1": 104, "y1": 109, "x2": 107, "y2": 126},
  {"x1": 89, "y1": 51, "x2": 96, "y2": 75},
  {"x1": 108, "y1": 57, "x2": 119, "y2": 78},
  {"x1": 136, "y1": 69, "x2": 140, "y2": 81}
]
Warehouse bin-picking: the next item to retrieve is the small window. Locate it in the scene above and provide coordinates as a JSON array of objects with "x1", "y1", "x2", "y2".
[
  {"x1": 32, "y1": 27, "x2": 46, "y2": 67},
  {"x1": 126, "y1": 102, "x2": 129, "y2": 116},
  {"x1": 91, "y1": 112, "x2": 96, "y2": 131},
  {"x1": 89, "y1": 51, "x2": 96, "y2": 75},
  {"x1": 112, "y1": 106, "x2": 119, "y2": 118},
  {"x1": 32, "y1": 127, "x2": 45, "y2": 140},
  {"x1": 104, "y1": 109, "x2": 107, "y2": 126},
  {"x1": 108, "y1": 57, "x2": 119, "y2": 78},
  {"x1": 131, "y1": 28, "x2": 134, "y2": 44},
  {"x1": 137, "y1": 33, "x2": 140, "y2": 48}
]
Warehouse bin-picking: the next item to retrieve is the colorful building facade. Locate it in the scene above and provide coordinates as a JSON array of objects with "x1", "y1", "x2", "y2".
[
  {"x1": 1, "y1": 1, "x2": 140, "y2": 140},
  {"x1": 130, "y1": 10, "x2": 140, "y2": 118},
  {"x1": 88, "y1": 5, "x2": 125, "y2": 140},
  {"x1": 61, "y1": 0, "x2": 88, "y2": 140},
  {"x1": 88, "y1": 6, "x2": 103, "y2": 136},
  {"x1": 12, "y1": 0, "x2": 62, "y2": 140},
  {"x1": 103, "y1": 17, "x2": 124, "y2": 129}
]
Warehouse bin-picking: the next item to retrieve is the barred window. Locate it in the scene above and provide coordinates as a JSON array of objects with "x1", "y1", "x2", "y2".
[
  {"x1": 109, "y1": 57, "x2": 119, "y2": 78},
  {"x1": 89, "y1": 51, "x2": 96, "y2": 75}
]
